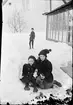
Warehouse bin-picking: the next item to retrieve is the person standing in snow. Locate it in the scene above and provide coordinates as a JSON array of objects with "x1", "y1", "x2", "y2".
[
  {"x1": 20, "y1": 55, "x2": 38, "y2": 92},
  {"x1": 29, "y1": 28, "x2": 35, "y2": 49}
]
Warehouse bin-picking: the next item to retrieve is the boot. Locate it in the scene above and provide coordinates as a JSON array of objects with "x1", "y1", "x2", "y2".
[
  {"x1": 54, "y1": 80, "x2": 62, "y2": 87},
  {"x1": 32, "y1": 46, "x2": 34, "y2": 49},
  {"x1": 29, "y1": 47, "x2": 31, "y2": 49},
  {"x1": 24, "y1": 84, "x2": 30, "y2": 90},
  {"x1": 33, "y1": 87, "x2": 38, "y2": 92}
]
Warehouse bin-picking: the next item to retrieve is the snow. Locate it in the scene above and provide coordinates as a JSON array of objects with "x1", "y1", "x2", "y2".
[
  {"x1": 0, "y1": 31, "x2": 72, "y2": 104},
  {"x1": 1, "y1": 0, "x2": 72, "y2": 104}
]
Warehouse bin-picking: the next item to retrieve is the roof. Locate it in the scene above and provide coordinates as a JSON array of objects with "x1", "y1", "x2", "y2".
[{"x1": 43, "y1": 1, "x2": 73, "y2": 15}]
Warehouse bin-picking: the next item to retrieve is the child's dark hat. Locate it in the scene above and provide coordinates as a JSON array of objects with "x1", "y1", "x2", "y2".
[
  {"x1": 28, "y1": 55, "x2": 36, "y2": 61},
  {"x1": 31, "y1": 28, "x2": 34, "y2": 30},
  {"x1": 38, "y1": 49, "x2": 52, "y2": 57}
]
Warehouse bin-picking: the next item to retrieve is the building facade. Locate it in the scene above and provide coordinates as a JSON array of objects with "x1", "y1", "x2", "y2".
[{"x1": 43, "y1": 1, "x2": 73, "y2": 46}]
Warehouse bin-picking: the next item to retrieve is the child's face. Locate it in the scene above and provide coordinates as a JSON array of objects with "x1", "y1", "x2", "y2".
[
  {"x1": 28, "y1": 58, "x2": 34, "y2": 65},
  {"x1": 39, "y1": 55, "x2": 46, "y2": 61}
]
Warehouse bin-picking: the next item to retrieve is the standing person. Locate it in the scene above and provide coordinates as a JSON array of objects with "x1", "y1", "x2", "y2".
[
  {"x1": 20, "y1": 55, "x2": 38, "y2": 92},
  {"x1": 29, "y1": 28, "x2": 35, "y2": 49},
  {"x1": 36, "y1": 49, "x2": 62, "y2": 89}
]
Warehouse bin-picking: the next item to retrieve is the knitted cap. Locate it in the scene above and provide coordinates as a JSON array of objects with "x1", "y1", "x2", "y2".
[{"x1": 38, "y1": 49, "x2": 52, "y2": 57}]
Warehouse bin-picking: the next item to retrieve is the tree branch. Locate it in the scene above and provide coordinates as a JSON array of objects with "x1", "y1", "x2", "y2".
[{"x1": 8, "y1": 9, "x2": 26, "y2": 33}]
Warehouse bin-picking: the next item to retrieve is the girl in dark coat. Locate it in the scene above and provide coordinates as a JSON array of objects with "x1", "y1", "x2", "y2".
[
  {"x1": 36, "y1": 49, "x2": 62, "y2": 89},
  {"x1": 36, "y1": 49, "x2": 54, "y2": 89},
  {"x1": 20, "y1": 55, "x2": 38, "y2": 92}
]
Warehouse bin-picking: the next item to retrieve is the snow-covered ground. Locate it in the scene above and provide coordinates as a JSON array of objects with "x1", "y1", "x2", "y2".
[
  {"x1": 0, "y1": 32, "x2": 72, "y2": 104},
  {"x1": 1, "y1": 0, "x2": 72, "y2": 104}
]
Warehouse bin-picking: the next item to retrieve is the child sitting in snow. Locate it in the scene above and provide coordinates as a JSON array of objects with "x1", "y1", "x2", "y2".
[
  {"x1": 20, "y1": 55, "x2": 38, "y2": 92},
  {"x1": 36, "y1": 49, "x2": 62, "y2": 89}
]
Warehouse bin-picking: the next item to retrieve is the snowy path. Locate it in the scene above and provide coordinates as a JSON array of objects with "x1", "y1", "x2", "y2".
[{"x1": 0, "y1": 32, "x2": 72, "y2": 104}]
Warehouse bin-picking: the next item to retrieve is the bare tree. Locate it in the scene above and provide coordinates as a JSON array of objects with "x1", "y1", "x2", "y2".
[{"x1": 8, "y1": 9, "x2": 26, "y2": 33}]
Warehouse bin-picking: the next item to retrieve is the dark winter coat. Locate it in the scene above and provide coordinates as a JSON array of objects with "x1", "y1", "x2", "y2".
[
  {"x1": 20, "y1": 63, "x2": 37, "y2": 86},
  {"x1": 22, "y1": 63, "x2": 36, "y2": 78},
  {"x1": 30, "y1": 31, "x2": 35, "y2": 41},
  {"x1": 36, "y1": 59, "x2": 54, "y2": 83}
]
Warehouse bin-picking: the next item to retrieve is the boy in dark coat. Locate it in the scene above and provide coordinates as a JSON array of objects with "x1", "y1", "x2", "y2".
[
  {"x1": 36, "y1": 49, "x2": 62, "y2": 89},
  {"x1": 29, "y1": 28, "x2": 35, "y2": 49},
  {"x1": 20, "y1": 55, "x2": 38, "y2": 92}
]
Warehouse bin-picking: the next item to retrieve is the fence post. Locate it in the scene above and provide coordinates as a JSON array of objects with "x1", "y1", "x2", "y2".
[
  {"x1": 58, "y1": 14, "x2": 60, "y2": 41},
  {"x1": 66, "y1": 10, "x2": 69, "y2": 44},
  {"x1": 46, "y1": 15, "x2": 49, "y2": 40},
  {"x1": 62, "y1": 13, "x2": 64, "y2": 42},
  {"x1": 55, "y1": 15, "x2": 57, "y2": 40},
  {"x1": 52, "y1": 15, "x2": 53, "y2": 39}
]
